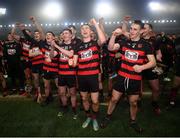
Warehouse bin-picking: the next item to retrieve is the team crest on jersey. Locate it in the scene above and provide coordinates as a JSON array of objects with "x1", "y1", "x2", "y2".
[
  {"x1": 64, "y1": 45, "x2": 72, "y2": 50},
  {"x1": 125, "y1": 50, "x2": 139, "y2": 61},
  {"x1": 32, "y1": 47, "x2": 40, "y2": 53},
  {"x1": 46, "y1": 46, "x2": 52, "y2": 50},
  {"x1": 80, "y1": 49, "x2": 92, "y2": 59},
  {"x1": 45, "y1": 51, "x2": 52, "y2": 62},
  {"x1": 45, "y1": 51, "x2": 50, "y2": 58},
  {"x1": 84, "y1": 43, "x2": 89, "y2": 48},
  {"x1": 131, "y1": 43, "x2": 136, "y2": 48},
  {"x1": 60, "y1": 53, "x2": 68, "y2": 60},
  {"x1": 7, "y1": 49, "x2": 16, "y2": 55},
  {"x1": 23, "y1": 43, "x2": 30, "y2": 50}
]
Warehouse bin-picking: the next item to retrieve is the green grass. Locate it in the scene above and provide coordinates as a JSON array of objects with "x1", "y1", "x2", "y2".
[
  {"x1": 0, "y1": 93, "x2": 179, "y2": 137},
  {"x1": 0, "y1": 72, "x2": 178, "y2": 136}
]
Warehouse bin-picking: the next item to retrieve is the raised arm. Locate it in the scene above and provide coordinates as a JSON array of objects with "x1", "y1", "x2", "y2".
[
  {"x1": 108, "y1": 28, "x2": 122, "y2": 51},
  {"x1": 122, "y1": 15, "x2": 131, "y2": 38},
  {"x1": 11, "y1": 23, "x2": 21, "y2": 41},
  {"x1": 17, "y1": 23, "x2": 35, "y2": 43},
  {"x1": 122, "y1": 16, "x2": 131, "y2": 32},
  {"x1": 90, "y1": 18, "x2": 106, "y2": 45},
  {"x1": 29, "y1": 16, "x2": 45, "y2": 40},
  {"x1": 98, "y1": 17, "x2": 108, "y2": 40}
]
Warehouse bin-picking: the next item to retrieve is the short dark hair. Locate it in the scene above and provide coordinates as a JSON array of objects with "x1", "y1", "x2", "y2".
[
  {"x1": 145, "y1": 23, "x2": 153, "y2": 30},
  {"x1": 133, "y1": 20, "x2": 144, "y2": 29},
  {"x1": 46, "y1": 31, "x2": 55, "y2": 37},
  {"x1": 62, "y1": 28, "x2": 72, "y2": 34},
  {"x1": 68, "y1": 25, "x2": 76, "y2": 30},
  {"x1": 34, "y1": 29, "x2": 40, "y2": 33},
  {"x1": 80, "y1": 24, "x2": 92, "y2": 30}
]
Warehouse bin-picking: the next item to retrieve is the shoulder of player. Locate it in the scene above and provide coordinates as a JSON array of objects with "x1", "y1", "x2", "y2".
[
  {"x1": 139, "y1": 38, "x2": 151, "y2": 46},
  {"x1": 72, "y1": 37, "x2": 82, "y2": 44}
]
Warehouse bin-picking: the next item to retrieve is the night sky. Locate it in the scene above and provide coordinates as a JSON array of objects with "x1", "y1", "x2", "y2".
[
  {"x1": 0, "y1": 0, "x2": 180, "y2": 24},
  {"x1": 0, "y1": 0, "x2": 179, "y2": 37}
]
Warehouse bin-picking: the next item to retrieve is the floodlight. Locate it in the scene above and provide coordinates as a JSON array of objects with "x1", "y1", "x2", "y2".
[
  {"x1": 42, "y1": 2, "x2": 63, "y2": 19},
  {"x1": 148, "y1": 2, "x2": 164, "y2": 11},
  {"x1": 0, "y1": 8, "x2": 6, "y2": 15},
  {"x1": 94, "y1": 2, "x2": 115, "y2": 17}
]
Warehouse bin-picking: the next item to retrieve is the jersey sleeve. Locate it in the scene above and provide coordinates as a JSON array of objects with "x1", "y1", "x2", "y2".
[
  {"x1": 73, "y1": 42, "x2": 81, "y2": 55},
  {"x1": 144, "y1": 42, "x2": 154, "y2": 55},
  {"x1": 22, "y1": 29, "x2": 36, "y2": 44},
  {"x1": 149, "y1": 37, "x2": 160, "y2": 52}
]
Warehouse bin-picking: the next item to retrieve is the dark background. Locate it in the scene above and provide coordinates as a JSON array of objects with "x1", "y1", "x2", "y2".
[{"x1": 0, "y1": 0, "x2": 180, "y2": 38}]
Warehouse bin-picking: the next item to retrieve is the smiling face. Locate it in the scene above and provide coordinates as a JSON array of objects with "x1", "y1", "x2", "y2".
[
  {"x1": 62, "y1": 30, "x2": 72, "y2": 43},
  {"x1": 142, "y1": 23, "x2": 152, "y2": 37},
  {"x1": 34, "y1": 31, "x2": 41, "y2": 41},
  {"x1": 80, "y1": 24, "x2": 92, "y2": 39},
  {"x1": 46, "y1": 32, "x2": 55, "y2": 43},
  {"x1": 130, "y1": 23, "x2": 142, "y2": 41},
  {"x1": 7, "y1": 33, "x2": 13, "y2": 41}
]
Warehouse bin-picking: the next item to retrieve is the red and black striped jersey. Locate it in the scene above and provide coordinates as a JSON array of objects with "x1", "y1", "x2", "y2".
[
  {"x1": 59, "y1": 42, "x2": 78, "y2": 75},
  {"x1": 118, "y1": 38, "x2": 153, "y2": 80},
  {"x1": 109, "y1": 50, "x2": 116, "y2": 57},
  {"x1": 77, "y1": 40, "x2": 100, "y2": 75},
  {"x1": 20, "y1": 38, "x2": 31, "y2": 61},
  {"x1": 29, "y1": 41, "x2": 44, "y2": 66},
  {"x1": 108, "y1": 35, "x2": 127, "y2": 57},
  {"x1": 41, "y1": 43, "x2": 59, "y2": 73},
  {"x1": 22, "y1": 29, "x2": 44, "y2": 66}
]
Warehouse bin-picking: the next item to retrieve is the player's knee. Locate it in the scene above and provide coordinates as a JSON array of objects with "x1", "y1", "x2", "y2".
[
  {"x1": 59, "y1": 91, "x2": 66, "y2": 97},
  {"x1": 111, "y1": 96, "x2": 119, "y2": 104},
  {"x1": 129, "y1": 101, "x2": 137, "y2": 107},
  {"x1": 92, "y1": 99, "x2": 99, "y2": 106},
  {"x1": 81, "y1": 96, "x2": 88, "y2": 103},
  {"x1": 70, "y1": 92, "x2": 76, "y2": 97}
]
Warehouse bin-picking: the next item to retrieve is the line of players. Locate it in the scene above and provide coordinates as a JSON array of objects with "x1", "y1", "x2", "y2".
[{"x1": 0, "y1": 16, "x2": 180, "y2": 132}]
